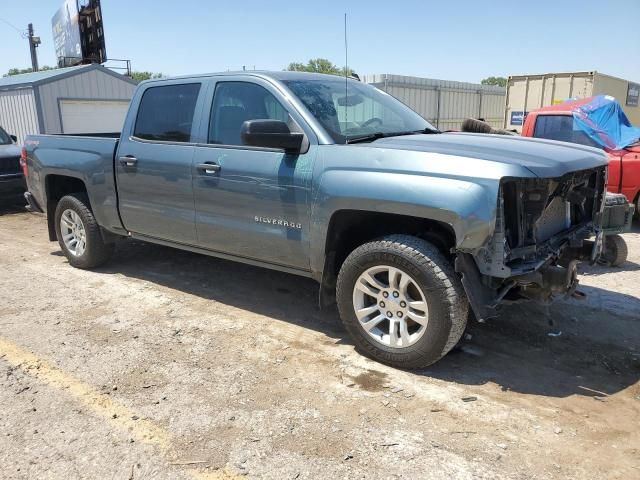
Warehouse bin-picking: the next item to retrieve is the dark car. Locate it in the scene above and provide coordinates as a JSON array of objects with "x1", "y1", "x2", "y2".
[{"x1": 0, "y1": 126, "x2": 25, "y2": 194}]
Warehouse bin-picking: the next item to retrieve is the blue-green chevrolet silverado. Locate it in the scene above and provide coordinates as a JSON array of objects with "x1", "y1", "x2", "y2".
[{"x1": 23, "y1": 71, "x2": 613, "y2": 368}]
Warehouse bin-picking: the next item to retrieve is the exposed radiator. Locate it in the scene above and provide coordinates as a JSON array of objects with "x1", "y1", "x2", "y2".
[{"x1": 535, "y1": 197, "x2": 571, "y2": 242}]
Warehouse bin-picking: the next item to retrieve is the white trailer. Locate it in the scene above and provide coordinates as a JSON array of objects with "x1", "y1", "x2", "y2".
[{"x1": 504, "y1": 71, "x2": 640, "y2": 132}]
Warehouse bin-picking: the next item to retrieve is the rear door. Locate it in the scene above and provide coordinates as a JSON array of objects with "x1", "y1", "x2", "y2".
[{"x1": 115, "y1": 81, "x2": 206, "y2": 244}]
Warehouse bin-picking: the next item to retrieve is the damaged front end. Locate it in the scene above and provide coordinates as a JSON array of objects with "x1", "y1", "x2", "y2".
[{"x1": 456, "y1": 167, "x2": 607, "y2": 321}]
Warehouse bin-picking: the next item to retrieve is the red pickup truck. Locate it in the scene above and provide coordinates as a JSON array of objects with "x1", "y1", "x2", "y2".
[{"x1": 521, "y1": 97, "x2": 640, "y2": 217}]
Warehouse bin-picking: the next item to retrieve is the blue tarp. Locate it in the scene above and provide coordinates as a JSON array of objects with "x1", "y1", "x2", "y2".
[{"x1": 571, "y1": 95, "x2": 640, "y2": 150}]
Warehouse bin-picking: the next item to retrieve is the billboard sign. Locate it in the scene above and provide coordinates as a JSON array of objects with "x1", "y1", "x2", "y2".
[
  {"x1": 52, "y1": 0, "x2": 82, "y2": 66},
  {"x1": 626, "y1": 82, "x2": 640, "y2": 107},
  {"x1": 79, "y1": 0, "x2": 107, "y2": 64}
]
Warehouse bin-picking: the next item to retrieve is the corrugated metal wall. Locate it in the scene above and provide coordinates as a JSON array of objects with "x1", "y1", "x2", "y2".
[
  {"x1": 0, "y1": 88, "x2": 39, "y2": 144},
  {"x1": 362, "y1": 74, "x2": 505, "y2": 130},
  {"x1": 38, "y1": 68, "x2": 136, "y2": 134}
]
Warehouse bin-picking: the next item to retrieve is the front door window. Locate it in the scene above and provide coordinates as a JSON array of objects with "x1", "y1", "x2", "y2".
[{"x1": 208, "y1": 82, "x2": 288, "y2": 146}]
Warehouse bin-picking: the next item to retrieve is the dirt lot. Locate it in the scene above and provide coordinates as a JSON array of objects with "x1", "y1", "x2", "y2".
[{"x1": 1, "y1": 193, "x2": 639, "y2": 480}]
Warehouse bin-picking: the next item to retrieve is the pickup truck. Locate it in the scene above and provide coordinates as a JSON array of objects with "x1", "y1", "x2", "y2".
[
  {"x1": 521, "y1": 96, "x2": 640, "y2": 218},
  {"x1": 0, "y1": 126, "x2": 24, "y2": 194},
  {"x1": 23, "y1": 71, "x2": 611, "y2": 369}
]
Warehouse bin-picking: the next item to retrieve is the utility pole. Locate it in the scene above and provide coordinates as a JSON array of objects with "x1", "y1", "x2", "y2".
[{"x1": 27, "y1": 23, "x2": 41, "y2": 72}]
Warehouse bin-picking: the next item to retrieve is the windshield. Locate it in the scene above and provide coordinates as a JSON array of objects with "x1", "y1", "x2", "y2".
[
  {"x1": 282, "y1": 78, "x2": 436, "y2": 143},
  {"x1": 0, "y1": 127, "x2": 11, "y2": 145}
]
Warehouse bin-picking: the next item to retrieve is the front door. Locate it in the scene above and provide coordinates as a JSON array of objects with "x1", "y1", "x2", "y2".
[
  {"x1": 116, "y1": 81, "x2": 204, "y2": 244},
  {"x1": 192, "y1": 80, "x2": 315, "y2": 270}
]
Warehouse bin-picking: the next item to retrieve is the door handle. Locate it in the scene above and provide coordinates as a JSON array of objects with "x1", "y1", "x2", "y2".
[
  {"x1": 118, "y1": 156, "x2": 138, "y2": 167},
  {"x1": 197, "y1": 162, "x2": 221, "y2": 175}
]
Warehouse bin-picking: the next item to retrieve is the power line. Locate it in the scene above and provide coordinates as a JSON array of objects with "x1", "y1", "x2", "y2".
[{"x1": 0, "y1": 17, "x2": 28, "y2": 38}]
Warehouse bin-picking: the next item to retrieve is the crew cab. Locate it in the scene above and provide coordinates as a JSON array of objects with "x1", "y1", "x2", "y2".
[
  {"x1": 23, "y1": 71, "x2": 612, "y2": 368},
  {"x1": 0, "y1": 126, "x2": 24, "y2": 194},
  {"x1": 522, "y1": 96, "x2": 640, "y2": 217}
]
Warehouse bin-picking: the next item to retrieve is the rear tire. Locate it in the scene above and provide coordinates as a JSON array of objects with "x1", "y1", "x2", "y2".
[
  {"x1": 54, "y1": 193, "x2": 114, "y2": 269},
  {"x1": 336, "y1": 235, "x2": 468, "y2": 369},
  {"x1": 600, "y1": 234, "x2": 628, "y2": 267}
]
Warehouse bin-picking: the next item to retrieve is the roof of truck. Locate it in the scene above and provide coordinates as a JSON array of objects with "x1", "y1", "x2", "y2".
[{"x1": 140, "y1": 70, "x2": 359, "y2": 85}]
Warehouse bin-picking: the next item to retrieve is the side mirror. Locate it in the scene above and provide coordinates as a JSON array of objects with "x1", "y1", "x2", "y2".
[
  {"x1": 10, "y1": 135, "x2": 17, "y2": 143},
  {"x1": 240, "y1": 120, "x2": 304, "y2": 153}
]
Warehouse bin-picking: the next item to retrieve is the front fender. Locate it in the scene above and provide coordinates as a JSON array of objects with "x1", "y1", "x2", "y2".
[{"x1": 309, "y1": 169, "x2": 500, "y2": 275}]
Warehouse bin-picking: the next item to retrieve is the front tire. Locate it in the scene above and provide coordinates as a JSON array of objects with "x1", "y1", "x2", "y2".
[
  {"x1": 54, "y1": 193, "x2": 114, "y2": 269},
  {"x1": 336, "y1": 235, "x2": 469, "y2": 369}
]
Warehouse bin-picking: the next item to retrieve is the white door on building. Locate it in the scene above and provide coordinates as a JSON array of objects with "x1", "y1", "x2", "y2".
[{"x1": 60, "y1": 99, "x2": 130, "y2": 134}]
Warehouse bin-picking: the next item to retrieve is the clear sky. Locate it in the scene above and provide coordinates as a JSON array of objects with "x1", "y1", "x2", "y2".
[{"x1": 1, "y1": 0, "x2": 639, "y2": 83}]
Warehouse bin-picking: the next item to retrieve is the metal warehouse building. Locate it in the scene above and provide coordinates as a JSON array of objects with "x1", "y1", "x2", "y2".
[
  {"x1": 362, "y1": 74, "x2": 506, "y2": 130},
  {"x1": 0, "y1": 64, "x2": 136, "y2": 144}
]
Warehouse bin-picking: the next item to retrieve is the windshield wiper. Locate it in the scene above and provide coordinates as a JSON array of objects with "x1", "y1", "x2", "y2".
[
  {"x1": 345, "y1": 127, "x2": 440, "y2": 144},
  {"x1": 345, "y1": 132, "x2": 386, "y2": 144}
]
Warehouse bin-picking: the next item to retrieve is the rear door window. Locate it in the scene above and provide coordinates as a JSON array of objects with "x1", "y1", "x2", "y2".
[
  {"x1": 208, "y1": 82, "x2": 288, "y2": 146},
  {"x1": 533, "y1": 115, "x2": 601, "y2": 148},
  {"x1": 134, "y1": 83, "x2": 201, "y2": 142}
]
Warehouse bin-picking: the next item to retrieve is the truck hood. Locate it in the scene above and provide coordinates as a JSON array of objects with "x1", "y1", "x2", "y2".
[
  {"x1": 369, "y1": 132, "x2": 608, "y2": 177},
  {"x1": 0, "y1": 143, "x2": 20, "y2": 159}
]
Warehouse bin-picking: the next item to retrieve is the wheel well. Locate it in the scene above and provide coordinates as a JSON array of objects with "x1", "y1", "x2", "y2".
[
  {"x1": 319, "y1": 210, "x2": 456, "y2": 308},
  {"x1": 45, "y1": 175, "x2": 88, "y2": 241}
]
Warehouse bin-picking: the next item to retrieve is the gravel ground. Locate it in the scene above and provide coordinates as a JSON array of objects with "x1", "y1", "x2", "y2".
[{"x1": 0, "y1": 193, "x2": 638, "y2": 479}]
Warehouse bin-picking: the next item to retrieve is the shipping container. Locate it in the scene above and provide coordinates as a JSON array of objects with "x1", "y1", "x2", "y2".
[
  {"x1": 362, "y1": 74, "x2": 505, "y2": 131},
  {"x1": 504, "y1": 71, "x2": 640, "y2": 132}
]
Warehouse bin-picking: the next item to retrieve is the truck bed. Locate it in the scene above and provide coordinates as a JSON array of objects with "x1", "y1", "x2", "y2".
[{"x1": 24, "y1": 134, "x2": 124, "y2": 235}]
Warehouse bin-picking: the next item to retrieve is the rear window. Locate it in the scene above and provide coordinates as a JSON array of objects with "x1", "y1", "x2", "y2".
[
  {"x1": 134, "y1": 84, "x2": 201, "y2": 142},
  {"x1": 533, "y1": 115, "x2": 601, "y2": 148}
]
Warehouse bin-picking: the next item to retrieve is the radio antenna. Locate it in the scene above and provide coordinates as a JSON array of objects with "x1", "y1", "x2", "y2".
[{"x1": 344, "y1": 12, "x2": 348, "y2": 144}]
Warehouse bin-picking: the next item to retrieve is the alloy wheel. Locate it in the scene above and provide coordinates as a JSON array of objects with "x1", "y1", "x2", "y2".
[
  {"x1": 352, "y1": 265, "x2": 429, "y2": 348},
  {"x1": 60, "y1": 209, "x2": 87, "y2": 256}
]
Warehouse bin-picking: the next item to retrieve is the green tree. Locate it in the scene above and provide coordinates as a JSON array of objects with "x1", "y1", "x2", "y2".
[
  {"x1": 4, "y1": 65, "x2": 57, "y2": 77},
  {"x1": 130, "y1": 71, "x2": 164, "y2": 82},
  {"x1": 286, "y1": 58, "x2": 352, "y2": 76},
  {"x1": 481, "y1": 76, "x2": 507, "y2": 87}
]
